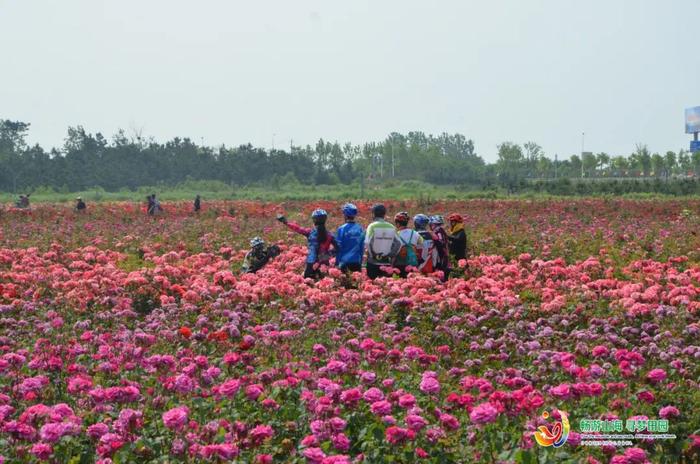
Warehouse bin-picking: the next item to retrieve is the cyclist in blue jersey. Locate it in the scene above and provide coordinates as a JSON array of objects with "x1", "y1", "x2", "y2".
[{"x1": 335, "y1": 203, "x2": 365, "y2": 273}]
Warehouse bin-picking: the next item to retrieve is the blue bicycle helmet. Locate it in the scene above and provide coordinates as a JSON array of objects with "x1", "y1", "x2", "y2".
[
  {"x1": 413, "y1": 214, "x2": 429, "y2": 227},
  {"x1": 341, "y1": 203, "x2": 358, "y2": 217}
]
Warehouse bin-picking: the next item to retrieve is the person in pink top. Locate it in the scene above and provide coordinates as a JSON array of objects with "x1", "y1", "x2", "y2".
[{"x1": 278, "y1": 209, "x2": 336, "y2": 279}]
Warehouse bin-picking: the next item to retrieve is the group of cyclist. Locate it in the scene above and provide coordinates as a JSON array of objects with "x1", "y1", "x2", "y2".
[{"x1": 243, "y1": 203, "x2": 467, "y2": 282}]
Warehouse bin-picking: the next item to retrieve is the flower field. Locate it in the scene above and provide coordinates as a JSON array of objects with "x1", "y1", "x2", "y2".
[{"x1": 0, "y1": 199, "x2": 699, "y2": 463}]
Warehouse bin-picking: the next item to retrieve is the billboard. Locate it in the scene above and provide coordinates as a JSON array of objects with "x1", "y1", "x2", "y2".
[{"x1": 686, "y1": 106, "x2": 700, "y2": 134}]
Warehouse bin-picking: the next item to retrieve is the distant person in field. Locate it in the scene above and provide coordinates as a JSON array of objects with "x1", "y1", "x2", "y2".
[
  {"x1": 335, "y1": 203, "x2": 364, "y2": 273},
  {"x1": 393, "y1": 211, "x2": 423, "y2": 278},
  {"x1": 447, "y1": 213, "x2": 467, "y2": 261},
  {"x1": 153, "y1": 195, "x2": 162, "y2": 215},
  {"x1": 194, "y1": 195, "x2": 201, "y2": 213},
  {"x1": 147, "y1": 194, "x2": 162, "y2": 216},
  {"x1": 16, "y1": 194, "x2": 30, "y2": 209},
  {"x1": 365, "y1": 203, "x2": 401, "y2": 279},
  {"x1": 75, "y1": 197, "x2": 86, "y2": 212},
  {"x1": 429, "y1": 215, "x2": 451, "y2": 282},
  {"x1": 241, "y1": 237, "x2": 281, "y2": 274},
  {"x1": 278, "y1": 209, "x2": 336, "y2": 280}
]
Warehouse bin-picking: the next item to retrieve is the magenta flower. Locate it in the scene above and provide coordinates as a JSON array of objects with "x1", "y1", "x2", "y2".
[
  {"x1": 659, "y1": 405, "x2": 680, "y2": 419},
  {"x1": 245, "y1": 384, "x2": 264, "y2": 400},
  {"x1": 469, "y1": 402, "x2": 498, "y2": 425},
  {"x1": 249, "y1": 424, "x2": 274, "y2": 444},
  {"x1": 647, "y1": 369, "x2": 667, "y2": 384},
  {"x1": 439, "y1": 413, "x2": 460, "y2": 431},
  {"x1": 30, "y1": 443, "x2": 53, "y2": 461},
  {"x1": 303, "y1": 447, "x2": 326, "y2": 463},
  {"x1": 216, "y1": 378, "x2": 241, "y2": 398},
  {"x1": 370, "y1": 400, "x2": 392, "y2": 416},
  {"x1": 549, "y1": 383, "x2": 572, "y2": 400},
  {"x1": 162, "y1": 406, "x2": 189, "y2": 431},
  {"x1": 385, "y1": 426, "x2": 415, "y2": 445},
  {"x1": 331, "y1": 433, "x2": 350, "y2": 452},
  {"x1": 363, "y1": 387, "x2": 384, "y2": 403},
  {"x1": 419, "y1": 375, "x2": 440, "y2": 395},
  {"x1": 624, "y1": 447, "x2": 647, "y2": 463},
  {"x1": 39, "y1": 423, "x2": 65, "y2": 443},
  {"x1": 406, "y1": 414, "x2": 428, "y2": 431},
  {"x1": 398, "y1": 393, "x2": 416, "y2": 408},
  {"x1": 199, "y1": 443, "x2": 239, "y2": 459}
]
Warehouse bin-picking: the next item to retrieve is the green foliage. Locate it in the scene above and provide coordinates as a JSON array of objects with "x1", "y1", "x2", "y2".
[{"x1": 2, "y1": 118, "x2": 700, "y2": 198}]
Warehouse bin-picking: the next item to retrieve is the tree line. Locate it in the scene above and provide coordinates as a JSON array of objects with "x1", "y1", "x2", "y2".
[{"x1": 1, "y1": 119, "x2": 699, "y2": 194}]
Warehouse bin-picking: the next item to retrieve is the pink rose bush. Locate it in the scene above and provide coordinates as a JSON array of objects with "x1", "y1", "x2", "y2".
[{"x1": 0, "y1": 199, "x2": 698, "y2": 462}]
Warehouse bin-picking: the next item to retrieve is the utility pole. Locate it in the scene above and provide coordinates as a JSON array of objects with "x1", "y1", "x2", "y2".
[
  {"x1": 272, "y1": 133, "x2": 276, "y2": 151},
  {"x1": 391, "y1": 138, "x2": 395, "y2": 177},
  {"x1": 554, "y1": 154, "x2": 558, "y2": 179},
  {"x1": 581, "y1": 132, "x2": 585, "y2": 178},
  {"x1": 380, "y1": 153, "x2": 384, "y2": 178}
]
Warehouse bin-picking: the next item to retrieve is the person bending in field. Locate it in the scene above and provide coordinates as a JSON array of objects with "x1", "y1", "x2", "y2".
[
  {"x1": 393, "y1": 211, "x2": 423, "y2": 278},
  {"x1": 147, "y1": 194, "x2": 163, "y2": 216},
  {"x1": 278, "y1": 209, "x2": 336, "y2": 279},
  {"x1": 429, "y1": 215, "x2": 451, "y2": 282},
  {"x1": 75, "y1": 197, "x2": 86, "y2": 212},
  {"x1": 365, "y1": 203, "x2": 401, "y2": 280},
  {"x1": 446, "y1": 213, "x2": 467, "y2": 261},
  {"x1": 194, "y1": 195, "x2": 201, "y2": 213},
  {"x1": 335, "y1": 203, "x2": 364, "y2": 273},
  {"x1": 241, "y1": 237, "x2": 281, "y2": 273},
  {"x1": 16, "y1": 194, "x2": 30, "y2": 209}
]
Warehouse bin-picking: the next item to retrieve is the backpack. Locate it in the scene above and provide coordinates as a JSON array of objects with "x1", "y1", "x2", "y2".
[
  {"x1": 394, "y1": 230, "x2": 418, "y2": 267},
  {"x1": 417, "y1": 231, "x2": 437, "y2": 274}
]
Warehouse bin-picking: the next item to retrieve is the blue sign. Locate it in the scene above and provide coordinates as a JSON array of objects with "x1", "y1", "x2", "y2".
[
  {"x1": 691, "y1": 140, "x2": 700, "y2": 153},
  {"x1": 686, "y1": 107, "x2": 700, "y2": 134}
]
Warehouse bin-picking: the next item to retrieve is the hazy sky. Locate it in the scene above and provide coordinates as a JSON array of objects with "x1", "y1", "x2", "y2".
[{"x1": 2, "y1": 0, "x2": 699, "y2": 161}]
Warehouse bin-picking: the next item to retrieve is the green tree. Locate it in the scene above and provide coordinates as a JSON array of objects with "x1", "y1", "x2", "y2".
[
  {"x1": 0, "y1": 120, "x2": 31, "y2": 192},
  {"x1": 582, "y1": 152, "x2": 597, "y2": 177},
  {"x1": 678, "y1": 149, "x2": 691, "y2": 175},
  {"x1": 569, "y1": 155, "x2": 583, "y2": 178},
  {"x1": 496, "y1": 142, "x2": 524, "y2": 192},
  {"x1": 523, "y1": 141, "x2": 543, "y2": 178},
  {"x1": 651, "y1": 153, "x2": 665, "y2": 178},
  {"x1": 692, "y1": 150, "x2": 700, "y2": 176},
  {"x1": 665, "y1": 151, "x2": 677, "y2": 177},
  {"x1": 633, "y1": 144, "x2": 652, "y2": 177},
  {"x1": 610, "y1": 156, "x2": 629, "y2": 177},
  {"x1": 596, "y1": 152, "x2": 610, "y2": 176}
]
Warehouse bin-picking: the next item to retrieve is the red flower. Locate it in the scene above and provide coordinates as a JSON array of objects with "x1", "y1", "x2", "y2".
[{"x1": 179, "y1": 327, "x2": 192, "y2": 339}]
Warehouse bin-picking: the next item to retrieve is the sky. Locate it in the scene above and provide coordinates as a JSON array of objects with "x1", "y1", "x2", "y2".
[{"x1": 1, "y1": 0, "x2": 699, "y2": 162}]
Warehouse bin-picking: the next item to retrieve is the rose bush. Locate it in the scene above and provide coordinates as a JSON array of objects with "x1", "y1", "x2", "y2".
[{"x1": 0, "y1": 199, "x2": 698, "y2": 463}]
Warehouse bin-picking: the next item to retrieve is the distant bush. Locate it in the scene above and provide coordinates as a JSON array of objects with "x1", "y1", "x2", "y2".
[{"x1": 177, "y1": 179, "x2": 232, "y2": 193}]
